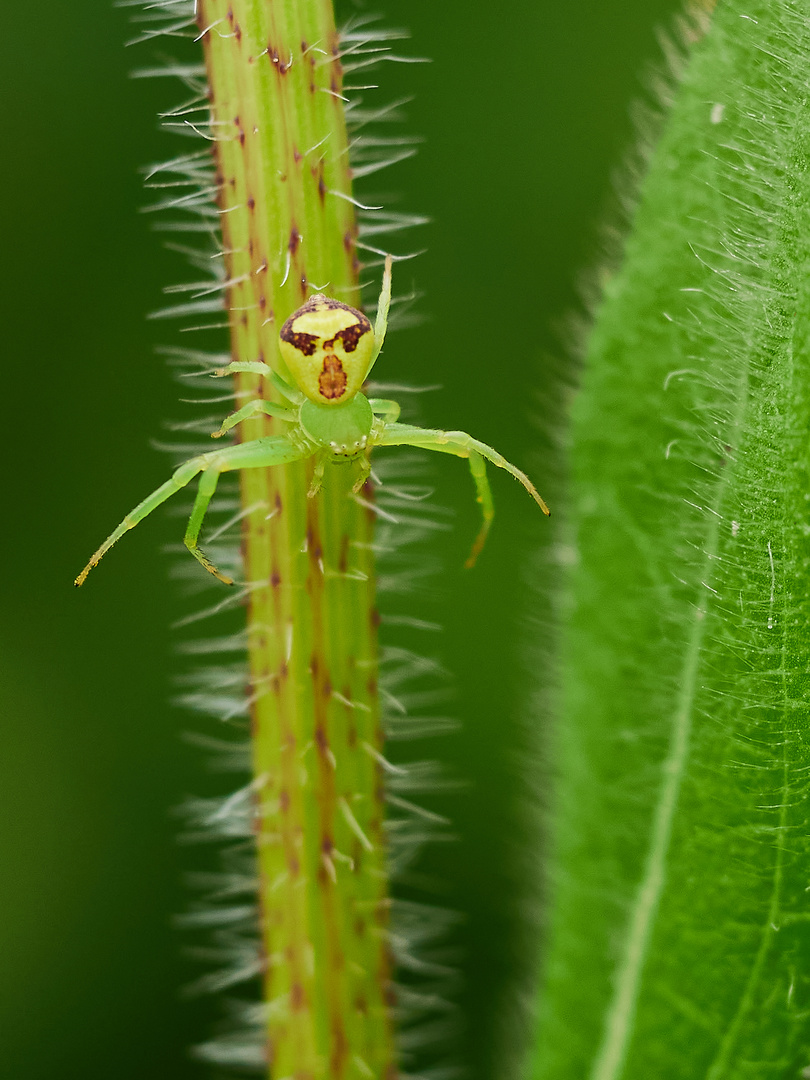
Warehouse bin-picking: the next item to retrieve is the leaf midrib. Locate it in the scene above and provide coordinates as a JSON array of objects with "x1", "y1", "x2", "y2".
[{"x1": 588, "y1": 308, "x2": 755, "y2": 1080}]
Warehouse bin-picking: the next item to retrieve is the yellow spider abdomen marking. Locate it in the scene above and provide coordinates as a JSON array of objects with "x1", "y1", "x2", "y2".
[{"x1": 279, "y1": 294, "x2": 373, "y2": 405}]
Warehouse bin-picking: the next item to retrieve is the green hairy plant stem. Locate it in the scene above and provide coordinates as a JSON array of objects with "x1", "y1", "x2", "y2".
[
  {"x1": 532, "y1": 2, "x2": 810, "y2": 1077},
  {"x1": 197, "y1": 2, "x2": 393, "y2": 1076}
]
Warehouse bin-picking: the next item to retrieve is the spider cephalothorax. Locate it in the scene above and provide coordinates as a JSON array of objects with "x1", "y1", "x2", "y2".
[{"x1": 76, "y1": 256, "x2": 549, "y2": 587}]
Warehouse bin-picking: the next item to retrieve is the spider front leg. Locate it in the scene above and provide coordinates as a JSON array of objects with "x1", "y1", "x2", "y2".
[
  {"x1": 372, "y1": 422, "x2": 550, "y2": 567},
  {"x1": 184, "y1": 467, "x2": 233, "y2": 583},
  {"x1": 464, "y1": 448, "x2": 495, "y2": 568},
  {"x1": 75, "y1": 436, "x2": 309, "y2": 586},
  {"x1": 75, "y1": 455, "x2": 212, "y2": 587},
  {"x1": 185, "y1": 436, "x2": 311, "y2": 581}
]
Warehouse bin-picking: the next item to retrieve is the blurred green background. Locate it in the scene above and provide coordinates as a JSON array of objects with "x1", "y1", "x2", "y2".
[{"x1": 2, "y1": 1, "x2": 678, "y2": 1077}]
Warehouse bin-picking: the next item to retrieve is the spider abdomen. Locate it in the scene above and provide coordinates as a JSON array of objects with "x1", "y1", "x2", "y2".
[{"x1": 279, "y1": 294, "x2": 373, "y2": 406}]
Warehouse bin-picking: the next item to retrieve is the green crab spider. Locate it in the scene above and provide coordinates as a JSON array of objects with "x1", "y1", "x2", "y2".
[{"x1": 75, "y1": 256, "x2": 549, "y2": 588}]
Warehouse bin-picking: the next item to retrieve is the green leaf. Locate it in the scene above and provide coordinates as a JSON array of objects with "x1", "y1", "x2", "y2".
[{"x1": 532, "y1": 3, "x2": 810, "y2": 1077}]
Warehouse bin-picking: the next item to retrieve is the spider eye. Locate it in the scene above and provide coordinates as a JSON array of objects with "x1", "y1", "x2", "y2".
[{"x1": 278, "y1": 295, "x2": 373, "y2": 406}]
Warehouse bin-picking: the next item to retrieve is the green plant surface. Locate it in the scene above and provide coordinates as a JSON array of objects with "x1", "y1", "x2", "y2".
[
  {"x1": 194, "y1": 1, "x2": 393, "y2": 1075},
  {"x1": 0, "y1": 2, "x2": 682, "y2": 1079},
  {"x1": 532, "y1": 2, "x2": 810, "y2": 1077}
]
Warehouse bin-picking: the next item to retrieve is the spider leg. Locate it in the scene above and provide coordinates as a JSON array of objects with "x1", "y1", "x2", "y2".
[
  {"x1": 212, "y1": 360, "x2": 273, "y2": 378},
  {"x1": 364, "y1": 254, "x2": 393, "y2": 378},
  {"x1": 368, "y1": 398, "x2": 400, "y2": 423},
  {"x1": 270, "y1": 370, "x2": 305, "y2": 405},
  {"x1": 184, "y1": 437, "x2": 311, "y2": 581},
  {"x1": 308, "y1": 454, "x2": 326, "y2": 498},
  {"x1": 351, "y1": 453, "x2": 372, "y2": 494},
  {"x1": 75, "y1": 436, "x2": 308, "y2": 586},
  {"x1": 464, "y1": 449, "x2": 494, "y2": 568},
  {"x1": 372, "y1": 422, "x2": 549, "y2": 566},
  {"x1": 184, "y1": 468, "x2": 232, "y2": 583},
  {"x1": 75, "y1": 456, "x2": 208, "y2": 587},
  {"x1": 209, "y1": 362, "x2": 304, "y2": 407},
  {"x1": 211, "y1": 398, "x2": 296, "y2": 438}
]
